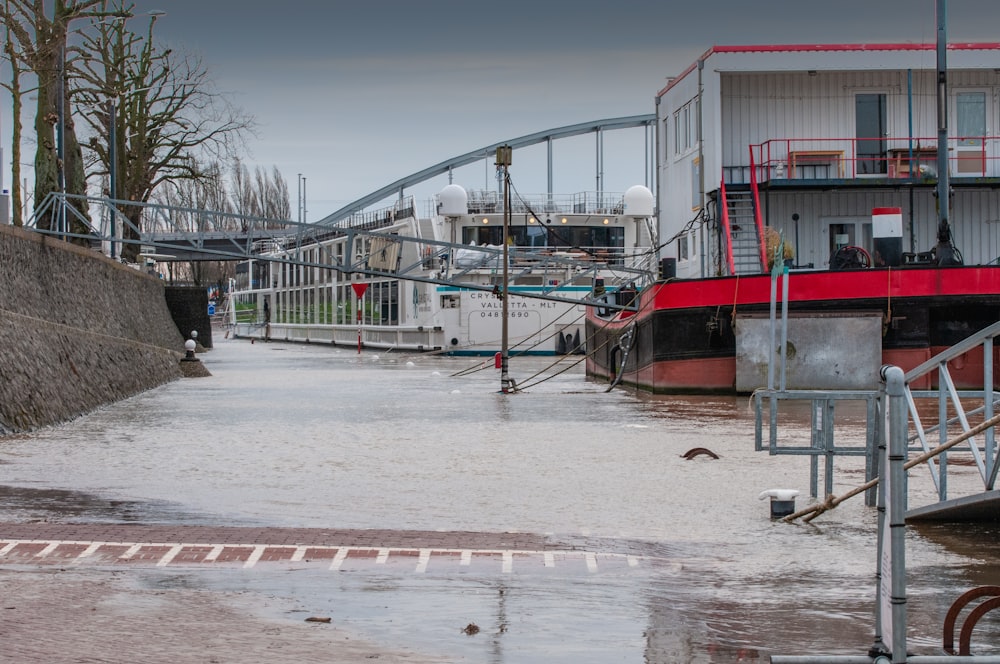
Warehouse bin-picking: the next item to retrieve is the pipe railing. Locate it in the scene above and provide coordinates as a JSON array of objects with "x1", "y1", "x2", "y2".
[{"x1": 741, "y1": 136, "x2": 999, "y2": 184}]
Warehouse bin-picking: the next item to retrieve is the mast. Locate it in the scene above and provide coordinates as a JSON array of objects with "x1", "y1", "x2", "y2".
[
  {"x1": 497, "y1": 145, "x2": 514, "y2": 394},
  {"x1": 935, "y1": 0, "x2": 961, "y2": 265}
]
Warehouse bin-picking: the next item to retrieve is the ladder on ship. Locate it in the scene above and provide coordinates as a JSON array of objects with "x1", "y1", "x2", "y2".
[
  {"x1": 725, "y1": 189, "x2": 765, "y2": 274},
  {"x1": 719, "y1": 180, "x2": 767, "y2": 275}
]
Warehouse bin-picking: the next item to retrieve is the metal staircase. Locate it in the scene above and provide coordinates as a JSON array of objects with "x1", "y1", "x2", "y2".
[
  {"x1": 718, "y1": 176, "x2": 767, "y2": 275},
  {"x1": 725, "y1": 190, "x2": 766, "y2": 274}
]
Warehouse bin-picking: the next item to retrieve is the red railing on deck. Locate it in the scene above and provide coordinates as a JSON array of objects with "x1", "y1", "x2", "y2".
[
  {"x1": 737, "y1": 136, "x2": 999, "y2": 183},
  {"x1": 747, "y1": 148, "x2": 768, "y2": 272}
]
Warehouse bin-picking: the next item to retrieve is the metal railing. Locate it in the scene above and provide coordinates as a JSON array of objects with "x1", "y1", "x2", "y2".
[
  {"x1": 902, "y1": 319, "x2": 1000, "y2": 502},
  {"x1": 734, "y1": 136, "x2": 1000, "y2": 184}
]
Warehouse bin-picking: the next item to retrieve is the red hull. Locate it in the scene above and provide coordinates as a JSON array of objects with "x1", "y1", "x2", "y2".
[{"x1": 587, "y1": 266, "x2": 1000, "y2": 393}]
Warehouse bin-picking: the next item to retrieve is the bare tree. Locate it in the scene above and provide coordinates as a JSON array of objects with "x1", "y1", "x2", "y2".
[
  {"x1": 230, "y1": 158, "x2": 256, "y2": 231},
  {"x1": 230, "y1": 160, "x2": 291, "y2": 227},
  {"x1": 0, "y1": 0, "x2": 122, "y2": 236},
  {"x1": 73, "y1": 0, "x2": 255, "y2": 262},
  {"x1": 261, "y1": 165, "x2": 291, "y2": 222},
  {"x1": 153, "y1": 160, "x2": 290, "y2": 287},
  {"x1": 1, "y1": 3, "x2": 29, "y2": 226}
]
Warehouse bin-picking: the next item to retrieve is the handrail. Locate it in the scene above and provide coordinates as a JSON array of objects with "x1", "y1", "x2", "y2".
[
  {"x1": 741, "y1": 135, "x2": 998, "y2": 182},
  {"x1": 747, "y1": 146, "x2": 768, "y2": 271},
  {"x1": 718, "y1": 172, "x2": 736, "y2": 275},
  {"x1": 902, "y1": 319, "x2": 1000, "y2": 498}
]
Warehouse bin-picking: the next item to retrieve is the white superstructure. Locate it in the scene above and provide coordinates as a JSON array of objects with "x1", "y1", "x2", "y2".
[
  {"x1": 657, "y1": 43, "x2": 1000, "y2": 277},
  {"x1": 229, "y1": 185, "x2": 657, "y2": 355}
]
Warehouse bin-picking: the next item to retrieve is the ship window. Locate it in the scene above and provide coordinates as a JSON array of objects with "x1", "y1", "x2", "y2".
[
  {"x1": 367, "y1": 280, "x2": 398, "y2": 326},
  {"x1": 694, "y1": 98, "x2": 701, "y2": 142},
  {"x1": 855, "y1": 93, "x2": 887, "y2": 175},
  {"x1": 663, "y1": 116, "x2": 671, "y2": 159},
  {"x1": 462, "y1": 225, "x2": 623, "y2": 250},
  {"x1": 683, "y1": 105, "x2": 691, "y2": 150}
]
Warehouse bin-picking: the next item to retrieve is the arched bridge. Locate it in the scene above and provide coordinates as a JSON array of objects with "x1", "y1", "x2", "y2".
[{"x1": 314, "y1": 114, "x2": 656, "y2": 226}]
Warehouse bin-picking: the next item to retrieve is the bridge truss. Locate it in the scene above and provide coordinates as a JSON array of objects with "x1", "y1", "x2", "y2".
[{"x1": 28, "y1": 192, "x2": 651, "y2": 312}]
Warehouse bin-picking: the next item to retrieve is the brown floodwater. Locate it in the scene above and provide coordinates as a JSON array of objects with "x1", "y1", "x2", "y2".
[{"x1": 1, "y1": 337, "x2": 997, "y2": 662}]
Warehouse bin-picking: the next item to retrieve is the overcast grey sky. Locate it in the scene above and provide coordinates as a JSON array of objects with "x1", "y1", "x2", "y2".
[{"x1": 3, "y1": 0, "x2": 1000, "y2": 219}]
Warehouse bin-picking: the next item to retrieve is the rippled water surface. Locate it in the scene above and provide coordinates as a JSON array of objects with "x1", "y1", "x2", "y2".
[{"x1": 2, "y1": 337, "x2": 998, "y2": 661}]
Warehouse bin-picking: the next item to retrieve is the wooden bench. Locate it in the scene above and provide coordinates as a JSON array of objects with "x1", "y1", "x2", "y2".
[{"x1": 789, "y1": 150, "x2": 845, "y2": 178}]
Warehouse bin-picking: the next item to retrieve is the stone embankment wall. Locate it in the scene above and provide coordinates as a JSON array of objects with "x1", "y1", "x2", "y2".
[{"x1": 0, "y1": 225, "x2": 186, "y2": 435}]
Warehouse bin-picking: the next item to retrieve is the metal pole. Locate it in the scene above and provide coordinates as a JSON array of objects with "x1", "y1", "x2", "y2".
[
  {"x1": 497, "y1": 145, "x2": 513, "y2": 393},
  {"x1": 779, "y1": 263, "x2": 789, "y2": 392},
  {"x1": 934, "y1": 0, "x2": 957, "y2": 265},
  {"x1": 57, "y1": 44, "x2": 66, "y2": 236},
  {"x1": 768, "y1": 265, "x2": 778, "y2": 391},
  {"x1": 874, "y1": 388, "x2": 889, "y2": 655},
  {"x1": 546, "y1": 137, "x2": 553, "y2": 207},
  {"x1": 885, "y1": 365, "x2": 908, "y2": 663},
  {"x1": 109, "y1": 99, "x2": 117, "y2": 259},
  {"x1": 987, "y1": 337, "x2": 997, "y2": 489}
]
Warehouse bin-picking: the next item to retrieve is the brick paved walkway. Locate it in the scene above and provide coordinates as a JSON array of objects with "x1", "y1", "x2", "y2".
[
  {"x1": 0, "y1": 522, "x2": 648, "y2": 575},
  {"x1": 0, "y1": 523, "x2": 661, "y2": 663}
]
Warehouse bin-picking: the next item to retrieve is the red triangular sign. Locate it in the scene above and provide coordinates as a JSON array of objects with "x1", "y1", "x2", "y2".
[{"x1": 351, "y1": 283, "x2": 369, "y2": 298}]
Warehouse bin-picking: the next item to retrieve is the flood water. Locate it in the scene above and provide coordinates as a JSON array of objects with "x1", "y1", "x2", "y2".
[{"x1": 2, "y1": 336, "x2": 999, "y2": 661}]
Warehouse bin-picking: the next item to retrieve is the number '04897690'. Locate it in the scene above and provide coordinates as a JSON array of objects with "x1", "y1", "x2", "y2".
[{"x1": 480, "y1": 311, "x2": 530, "y2": 318}]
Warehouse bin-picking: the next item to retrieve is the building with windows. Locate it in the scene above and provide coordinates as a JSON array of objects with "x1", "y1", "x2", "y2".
[{"x1": 656, "y1": 42, "x2": 1000, "y2": 277}]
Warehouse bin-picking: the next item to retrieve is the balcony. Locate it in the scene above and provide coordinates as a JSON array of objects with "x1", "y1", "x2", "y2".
[{"x1": 723, "y1": 137, "x2": 1000, "y2": 186}]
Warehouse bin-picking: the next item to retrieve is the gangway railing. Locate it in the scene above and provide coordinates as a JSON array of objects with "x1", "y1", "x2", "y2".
[
  {"x1": 753, "y1": 263, "x2": 881, "y2": 505},
  {"x1": 902, "y1": 319, "x2": 1000, "y2": 501}
]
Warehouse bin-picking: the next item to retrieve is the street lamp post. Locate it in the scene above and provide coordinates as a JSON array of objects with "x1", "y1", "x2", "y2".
[
  {"x1": 109, "y1": 97, "x2": 117, "y2": 258},
  {"x1": 57, "y1": 43, "x2": 66, "y2": 236}
]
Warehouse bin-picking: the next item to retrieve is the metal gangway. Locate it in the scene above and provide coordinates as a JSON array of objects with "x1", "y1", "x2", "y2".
[
  {"x1": 771, "y1": 367, "x2": 1000, "y2": 663},
  {"x1": 758, "y1": 289, "x2": 1000, "y2": 661},
  {"x1": 900, "y1": 320, "x2": 1000, "y2": 519}
]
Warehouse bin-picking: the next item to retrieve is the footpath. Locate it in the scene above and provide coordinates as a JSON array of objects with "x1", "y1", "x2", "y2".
[{"x1": 0, "y1": 522, "x2": 646, "y2": 663}]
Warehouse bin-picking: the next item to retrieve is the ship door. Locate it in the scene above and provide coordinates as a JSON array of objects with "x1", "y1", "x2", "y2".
[
  {"x1": 954, "y1": 90, "x2": 990, "y2": 177},
  {"x1": 819, "y1": 218, "x2": 873, "y2": 269},
  {"x1": 855, "y1": 93, "x2": 888, "y2": 175}
]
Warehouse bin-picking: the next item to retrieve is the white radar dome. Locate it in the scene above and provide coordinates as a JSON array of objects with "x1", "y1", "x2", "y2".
[
  {"x1": 439, "y1": 184, "x2": 468, "y2": 216},
  {"x1": 623, "y1": 185, "x2": 654, "y2": 218}
]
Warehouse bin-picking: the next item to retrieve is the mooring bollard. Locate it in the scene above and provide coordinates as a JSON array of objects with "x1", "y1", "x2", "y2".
[{"x1": 758, "y1": 489, "x2": 799, "y2": 519}]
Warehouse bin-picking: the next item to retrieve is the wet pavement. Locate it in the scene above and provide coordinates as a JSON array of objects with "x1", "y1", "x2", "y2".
[{"x1": 2, "y1": 337, "x2": 1000, "y2": 662}]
